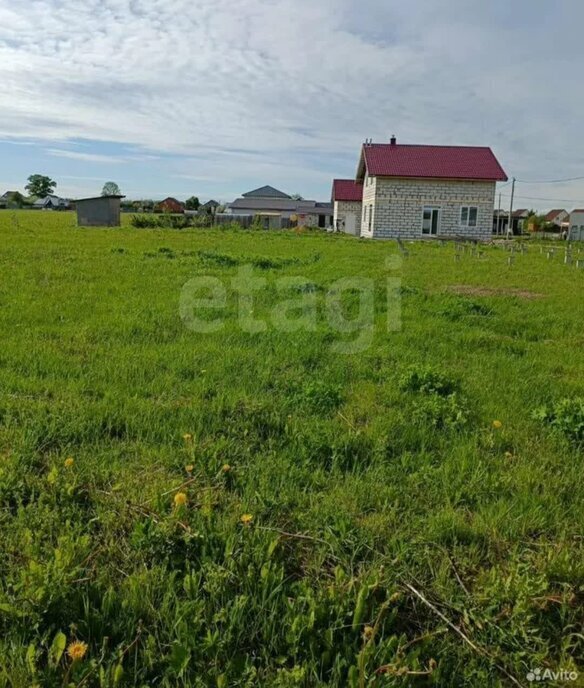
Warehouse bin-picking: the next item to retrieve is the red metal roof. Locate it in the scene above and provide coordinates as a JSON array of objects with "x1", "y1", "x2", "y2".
[
  {"x1": 543, "y1": 209, "x2": 567, "y2": 222},
  {"x1": 360, "y1": 144, "x2": 508, "y2": 182},
  {"x1": 332, "y1": 179, "x2": 363, "y2": 202}
]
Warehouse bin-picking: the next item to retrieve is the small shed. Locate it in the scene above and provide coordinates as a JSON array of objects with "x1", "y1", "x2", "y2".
[{"x1": 76, "y1": 195, "x2": 124, "y2": 227}]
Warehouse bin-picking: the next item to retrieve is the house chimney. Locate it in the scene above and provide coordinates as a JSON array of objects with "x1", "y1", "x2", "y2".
[{"x1": 390, "y1": 135, "x2": 397, "y2": 145}]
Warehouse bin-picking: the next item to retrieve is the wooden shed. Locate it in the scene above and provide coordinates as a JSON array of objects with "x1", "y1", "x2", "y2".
[{"x1": 76, "y1": 195, "x2": 124, "y2": 227}]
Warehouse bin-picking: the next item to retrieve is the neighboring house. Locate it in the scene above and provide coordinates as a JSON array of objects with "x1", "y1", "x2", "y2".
[
  {"x1": 199, "y1": 199, "x2": 220, "y2": 215},
  {"x1": 225, "y1": 185, "x2": 333, "y2": 229},
  {"x1": 157, "y1": 197, "x2": 185, "y2": 213},
  {"x1": 511, "y1": 209, "x2": 529, "y2": 234},
  {"x1": 332, "y1": 180, "x2": 363, "y2": 235},
  {"x1": 32, "y1": 195, "x2": 70, "y2": 210},
  {"x1": 0, "y1": 191, "x2": 20, "y2": 209},
  {"x1": 352, "y1": 136, "x2": 507, "y2": 240},
  {"x1": 543, "y1": 209, "x2": 569, "y2": 228},
  {"x1": 569, "y1": 210, "x2": 584, "y2": 241},
  {"x1": 492, "y1": 208, "x2": 529, "y2": 235}
]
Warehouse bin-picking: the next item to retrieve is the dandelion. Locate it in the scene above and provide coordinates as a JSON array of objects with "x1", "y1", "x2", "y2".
[
  {"x1": 185, "y1": 464, "x2": 194, "y2": 473},
  {"x1": 240, "y1": 513, "x2": 253, "y2": 526},
  {"x1": 67, "y1": 640, "x2": 88, "y2": 662},
  {"x1": 222, "y1": 464, "x2": 231, "y2": 473},
  {"x1": 183, "y1": 433, "x2": 193, "y2": 442},
  {"x1": 64, "y1": 457, "x2": 74, "y2": 468},
  {"x1": 174, "y1": 492, "x2": 188, "y2": 507},
  {"x1": 492, "y1": 420, "x2": 503, "y2": 429}
]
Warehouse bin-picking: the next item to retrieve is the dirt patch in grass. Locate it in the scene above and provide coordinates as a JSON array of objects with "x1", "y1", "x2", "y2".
[{"x1": 447, "y1": 285, "x2": 545, "y2": 300}]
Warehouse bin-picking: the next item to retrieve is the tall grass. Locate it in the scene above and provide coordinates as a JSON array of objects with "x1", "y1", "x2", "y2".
[{"x1": 0, "y1": 211, "x2": 582, "y2": 686}]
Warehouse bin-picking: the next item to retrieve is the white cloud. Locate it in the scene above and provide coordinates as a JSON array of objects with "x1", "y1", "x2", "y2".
[
  {"x1": 46, "y1": 149, "x2": 127, "y2": 164},
  {"x1": 1, "y1": 0, "x2": 583, "y2": 206}
]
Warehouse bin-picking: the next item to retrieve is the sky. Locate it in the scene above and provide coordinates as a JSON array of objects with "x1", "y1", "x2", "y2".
[{"x1": 1, "y1": 0, "x2": 583, "y2": 209}]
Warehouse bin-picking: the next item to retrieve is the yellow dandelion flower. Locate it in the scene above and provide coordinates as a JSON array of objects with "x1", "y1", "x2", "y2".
[
  {"x1": 363, "y1": 625, "x2": 374, "y2": 641},
  {"x1": 492, "y1": 420, "x2": 503, "y2": 430},
  {"x1": 185, "y1": 464, "x2": 194, "y2": 473},
  {"x1": 64, "y1": 457, "x2": 74, "y2": 468},
  {"x1": 183, "y1": 433, "x2": 193, "y2": 441},
  {"x1": 240, "y1": 513, "x2": 253, "y2": 525},
  {"x1": 222, "y1": 464, "x2": 231, "y2": 473},
  {"x1": 67, "y1": 640, "x2": 88, "y2": 662},
  {"x1": 174, "y1": 492, "x2": 188, "y2": 507}
]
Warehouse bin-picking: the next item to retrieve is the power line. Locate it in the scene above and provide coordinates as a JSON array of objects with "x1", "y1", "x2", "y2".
[
  {"x1": 515, "y1": 175, "x2": 584, "y2": 184},
  {"x1": 499, "y1": 192, "x2": 584, "y2": 204}
]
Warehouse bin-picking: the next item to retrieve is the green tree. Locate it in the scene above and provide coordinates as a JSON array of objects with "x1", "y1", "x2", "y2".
[
  {"x1": 185, "y1": 196, "x2": 200, "y2": 210},
  {"x1": 11, "y1": 191, "x2": 25, "y2": 208},
  {"x1": 291, "y1": 193, "x2": 304, "y2": 201},
  {"x1": 102, "y1": 181, "x2": 121, "y2": 196},
  {"x1": 25, "y1": 174, "x2": 56, "y2": 198}
]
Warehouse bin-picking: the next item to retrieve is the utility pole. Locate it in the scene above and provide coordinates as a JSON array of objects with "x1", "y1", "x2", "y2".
[{"x1": 507, "y1": 177, "x2": 516, "y2": 239}]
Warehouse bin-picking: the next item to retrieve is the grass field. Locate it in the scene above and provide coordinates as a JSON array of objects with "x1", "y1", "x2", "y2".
[{"x1": 0, "y1": 211, "x2": 583, "y2": 687}]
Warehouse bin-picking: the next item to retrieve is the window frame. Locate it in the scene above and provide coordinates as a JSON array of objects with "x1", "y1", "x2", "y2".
[
  {"x1": 460, "y1": 205, "x2": 479, "y2": 228},
  {"x1": 421, "y1": 206, "x2": 440, "y2": 236}
]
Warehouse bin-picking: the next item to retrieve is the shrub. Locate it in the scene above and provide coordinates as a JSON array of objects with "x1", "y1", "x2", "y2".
[
  {"x1": 533, "y1": 397, "x2": 584, "y2": 445},
  {"x1": 411, "y1": 392, "x2": 469, "y2": 430},
  {"x1": 399, "y1": 365, "x2": 458, "y2": 397},
  {"x1": 130, "y1": 214, "x2": 159, "y2": 228}
]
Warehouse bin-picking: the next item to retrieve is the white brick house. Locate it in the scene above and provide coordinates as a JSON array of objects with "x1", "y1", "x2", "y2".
[
  {"x1": 353, "y1": 137, "x2": 507, "y2": 240},
  {"x1": 331, "y1": 180, "x2": 363, "y2": 235}
]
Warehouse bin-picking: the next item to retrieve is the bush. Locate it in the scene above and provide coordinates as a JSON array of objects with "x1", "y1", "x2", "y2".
[
  {"x1": 399, "y1": 365, "x2": 458, "y2": 397},
  {"x1": 130, "y1": 215, "x2": 159, "y2": 228},
  {"x1": 533, "y1": 397, "x2": 584, "y2": 445}
]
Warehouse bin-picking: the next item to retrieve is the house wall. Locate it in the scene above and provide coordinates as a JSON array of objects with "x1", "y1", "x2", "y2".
[
  {"x1": 362, "y1": 177, "x2": 496, "y2": 241},
  {"x1": 76, "y1": 198, "x2": 121, "y2": 227},
  {"x1": 569, "y1": 211, "x2": 584, "y2": 241},
  {"x1": 360, "y1": 175, "x2": 377, "y2": 237},
  {"x1": 334, "y1": 200, "x2": 362, "y2": 235}
]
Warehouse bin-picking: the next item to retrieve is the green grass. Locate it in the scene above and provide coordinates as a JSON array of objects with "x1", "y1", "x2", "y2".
[{"x1": 0, "y1": 211, "x2": 583, "y2": 687}]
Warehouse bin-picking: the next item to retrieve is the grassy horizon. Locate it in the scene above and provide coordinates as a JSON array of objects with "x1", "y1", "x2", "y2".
[{"x1": 0, "y1": 211, "x2": 582, "y2": 687}]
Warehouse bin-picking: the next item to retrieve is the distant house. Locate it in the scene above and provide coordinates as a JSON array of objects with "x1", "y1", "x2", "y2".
[
  {"x1": 511, "y1": 209, "x2": 530, "y2": 235},
  {"x1": 0, "y1": 191, "x2": 20, "y2": 209},
  {"x1": 569, "y1": 210, "x2": 584, "y2": 241},
  {"x1": 493, "y1": 208, "x2": 529, "y2": 236},
  {"x1": 199, "y1": 199, "x2": 220, "y2": 215},
  {"x1": 157, "y1": 197, "x2": 185, "y2": 214},
  {"x1": 543, "y1": 209, "x2": 569, "y2": 228},
  {"x1": 32, "y1": 195, "x2": 69, "y2": 210},
  {"x1": 224, "y1": 185, "x2": 333, "y2": 229},
  {"x1": 353, "y1": 137, "x2": 508, "y2": 240},
  {"x1": 331, "y1": 180, "x2": 363, "y2": 235}
]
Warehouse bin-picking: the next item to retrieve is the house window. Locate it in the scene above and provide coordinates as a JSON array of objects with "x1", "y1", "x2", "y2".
[
  {"x1": 460, "y1": 206, "x2": 478, "y2": 227},
  {"x1": 422, "y1": 207, "x2": 440, "y2": 235}
]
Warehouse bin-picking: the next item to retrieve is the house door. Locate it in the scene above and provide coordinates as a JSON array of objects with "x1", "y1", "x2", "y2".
[
  {"x1": 422, "y1": 207, "x2": 440, "y2": 235},
  {"x1": 345, "y1": 212, "x2": 356, "y2": 235}
]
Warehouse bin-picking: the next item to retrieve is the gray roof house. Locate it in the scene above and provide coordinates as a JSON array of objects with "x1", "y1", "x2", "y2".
[
  {"x1": 224, "y1": 185, "x2": 333, "y2": 229},
  {"x1": 0, "y1": 191, "x2": 20, "y2": 208},
  {"x1": 33, "y1": 195, "x2": 70, "y2": 210},
  {"x1": 199, "y1": 199, "x2": 220, "y2": 214}
]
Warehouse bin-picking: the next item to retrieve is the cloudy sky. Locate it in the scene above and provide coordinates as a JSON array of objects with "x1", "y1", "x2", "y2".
[{"x1": 1, "y1": 0, "x2": 583, "y2": 208}]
